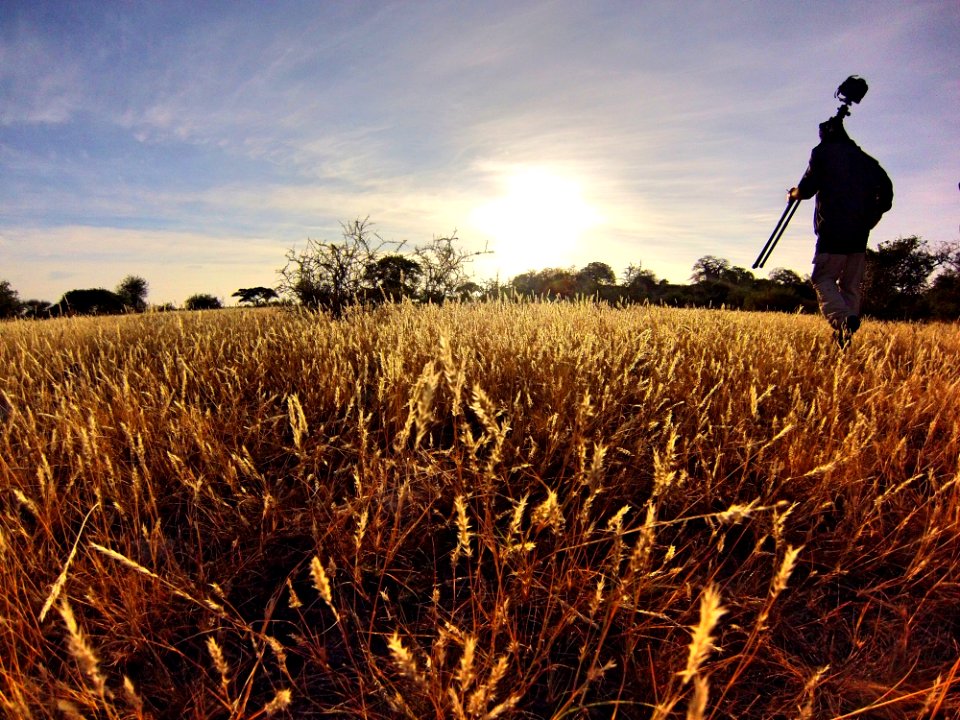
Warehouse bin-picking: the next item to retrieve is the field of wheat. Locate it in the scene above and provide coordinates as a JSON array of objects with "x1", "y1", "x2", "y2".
[{"x1": 1, "y1": 301, "x2": 958, "y2": 719}]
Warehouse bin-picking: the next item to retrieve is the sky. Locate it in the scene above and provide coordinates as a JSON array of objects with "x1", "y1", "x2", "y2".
[{"x1": 1, "y1": 0, "x2": 958, "y2": 306}]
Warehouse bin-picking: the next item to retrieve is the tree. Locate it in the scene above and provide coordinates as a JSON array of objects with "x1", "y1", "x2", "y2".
[
  {"x1": 510, "y1": 268, "x2": 577, "y2": 298},
  {"x1": 185, "y1": 293, "x2": 223, "y2": 310},
  {"x1": 863, "y1": 236, "x2": 941, "y2": 319},
  {"x1": 278, "y1": 219, "x2": 485, "y2": 314},
  {"x1": 413, "y1": 233, "x2": 486, "y2": 304},
  {"x1": 621, "y1": 264, "x2": 659, "y2": 303},
  {"x1": 455, "y1": 280, "x2": 482, "y2": 301},
  {"x1": 923, "y1": 241, "x2": 960, "y2": 320},
  {"x1": 768, "y1": 268, "x2": 805, "y2": 286},
  {"x1": 363, "y1": 255, "x2": 422, "y2": 301},
  {"x1": 575, "y1": 262, "x2": 616, "y2": 295},
  {"x1": 232, "y1": 287, "x2": 278, "y2": 306},
  {"x1": 0, "y1": 280, "x2": 21, "y2": 319},
  {"x1": 691, "y1": 256, "x2": 732, "y2": 283},
  {"x1": 116, "y1": 275, "x2": 149, "y2": 312},
  {"x1": 926, "y1": 270, "x2": 960, "y2": 320},
  {"x1": 20, "y1": 299, "x2": 52, "y2": 319},
  {"x1": 721, "y1": 265, "x2": 755, "y2": 285},
  {"x1": 744, "y1": 267, "x2": 817, "y2": 314}
]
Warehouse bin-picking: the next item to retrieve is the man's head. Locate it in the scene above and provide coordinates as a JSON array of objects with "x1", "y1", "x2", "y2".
[{"x1": 819, "y1": 117, "x2": 851, "y2": 143}]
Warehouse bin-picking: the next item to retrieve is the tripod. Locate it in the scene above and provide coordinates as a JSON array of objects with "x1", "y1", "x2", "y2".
[
  {"x1": 751, "y1": 75, "x2": 867, "y2": 269},
  {"x1": 752, "y1": 197, "x2": 800, "y2": 269}
]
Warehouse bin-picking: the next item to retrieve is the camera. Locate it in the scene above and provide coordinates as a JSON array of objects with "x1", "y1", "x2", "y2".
[{"x1": 835, "y1": 75, "x2": 868, "y2": 113}]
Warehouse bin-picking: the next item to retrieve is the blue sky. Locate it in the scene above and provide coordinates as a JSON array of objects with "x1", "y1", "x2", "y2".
[{"x1": 1, "y1": 0, "x2": 957, "y2": 305}]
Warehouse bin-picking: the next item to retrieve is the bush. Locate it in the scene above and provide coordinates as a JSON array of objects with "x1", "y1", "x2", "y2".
[{"x1": 184, "y1": 293, "x2": 223, "y2": 311}]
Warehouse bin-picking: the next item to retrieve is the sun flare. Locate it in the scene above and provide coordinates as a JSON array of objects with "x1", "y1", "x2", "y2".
[{"x1": 470, "y1": 167, "x2": 602, "y2": 279}]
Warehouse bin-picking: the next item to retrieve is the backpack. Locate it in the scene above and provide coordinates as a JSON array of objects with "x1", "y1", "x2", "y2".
[{"x1": 859, "y1": 150, "x2": 893, "y2": 229}]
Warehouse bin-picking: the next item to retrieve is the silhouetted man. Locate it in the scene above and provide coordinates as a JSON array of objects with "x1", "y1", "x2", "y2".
[{"x1": 789, "y1": 117, "x2": 892, "y2": 347}]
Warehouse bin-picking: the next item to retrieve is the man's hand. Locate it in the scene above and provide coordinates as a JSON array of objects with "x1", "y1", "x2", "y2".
[{"x1": 787, "y1": 187, "x2": 802, "y2": 201}]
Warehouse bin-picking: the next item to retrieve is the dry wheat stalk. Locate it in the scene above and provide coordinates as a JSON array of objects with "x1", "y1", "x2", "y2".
[
  {"x1": 206, "y1": 636, "x2": 230, "y2": 690},
  {"x1": 58, "y1": 598, "x2": 106, "y2": 700},
  {"x1": 686, "y1": 674, "x2": 709, "y2": 720},
  {"x1": 38, "y1": 502, "x2": 100, "y2": 623},
  {"x1": 387, "y1": 631, "x2": 422, "y2": 684},
  {"x1": 262, "y1": 688, "x2": 292, "y2": 715},
  {"x1": 452, "y1": 494, "x2": 473, "y2": 564},
  {"x1": 310, "y1": 556, "x2": 340, "y2": 621},
  {"x1": 531, "y1": 489, "x2": 564, "y2": 533},
  {"x1": 679, "y1": 584, "x2": 726, "y2": 685}
]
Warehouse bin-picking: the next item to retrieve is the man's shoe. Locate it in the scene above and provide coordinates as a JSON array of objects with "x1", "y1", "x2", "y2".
[{"x1": 846, "y1": 315, "x2": 860, "y2": 334}]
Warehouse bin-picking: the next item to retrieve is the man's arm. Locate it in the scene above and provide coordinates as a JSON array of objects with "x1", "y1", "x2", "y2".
[{"x1": 789, "y1": 148, "x2": 820, "y2": 201}]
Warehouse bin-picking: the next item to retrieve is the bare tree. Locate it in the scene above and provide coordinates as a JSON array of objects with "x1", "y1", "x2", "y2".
[
  {"x1": 278, "y1": 218, "x2": 403, "y2": 317},
  {"x1": 279, "y1": 220, "x2": 486, "y2": 314},
  {"x1": 414, "y1": 232, "x2": 488, "y2": 304}
]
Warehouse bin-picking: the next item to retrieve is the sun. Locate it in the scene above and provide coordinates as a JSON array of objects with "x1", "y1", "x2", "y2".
[{"x1": 470, "y1": 167, "x2": 602, "y2": 279}]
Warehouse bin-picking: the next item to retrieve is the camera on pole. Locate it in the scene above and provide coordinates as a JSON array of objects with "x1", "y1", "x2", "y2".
[{"x1": 752, "y1": 76, "x2": 869, "y2": 270}]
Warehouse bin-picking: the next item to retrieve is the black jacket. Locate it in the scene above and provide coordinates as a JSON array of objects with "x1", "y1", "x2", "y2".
[{"x1": 796, "y1": 139, "x2": 893, "y2": 254}]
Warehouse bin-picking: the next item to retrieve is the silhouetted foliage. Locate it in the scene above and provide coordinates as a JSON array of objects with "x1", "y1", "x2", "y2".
[
  {"x1": 20, "y1": 299, "x2": 52, "y2": 319},
  {"x1": 232, "y1": 287, "x2": 278, "y2": 306},
  {"x1": 690, "y1": 255, "x2": 732, "y2": 283},
  {"x1": 0, "y1": 280, "x2": 21, "y2": 319},
  {"x1": 926, "y1": 270, "x2": 960, "y2": 320},
  {"x1": 510, "y1": 268, "x2": 578, "y2": 299},
  {"x1": 116, "y1": 275, "x2": 149, "y2": 312},
  {"x1": 278, "y1": 218, "x2": 402, "y2": 316},
  {"x1": 622, "y1": 263, "x2": 659, "y2": 301},
  {"x1": 575, "y1": 261, "x2": 616, "y2": 293},
  {"x1": 363, "y1": 255, "x2": 422, "y2": 301},
  {"x1": 768, "y1": 268, "x2": 805, "y2": 286},
  {"x1": 52, "y1": 289, "x2": 127, "y2": 316},
  {"x1": 279, "y1": 219, "x2": 485, "y2": 315},
  {"x1": 184, "y1": 293, "x2": 223, "y2": 311},
  {"x1": 863, "y1": 236, "x2": 942, "y2": 319},
  {"x1": 413, "y1": 233, "x2": 485, "y2": 304}
]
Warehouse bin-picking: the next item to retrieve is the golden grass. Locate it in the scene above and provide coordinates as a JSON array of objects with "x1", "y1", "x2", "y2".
[{"x1": 1, "y1": 302, "x2": 959, "y2": 718}]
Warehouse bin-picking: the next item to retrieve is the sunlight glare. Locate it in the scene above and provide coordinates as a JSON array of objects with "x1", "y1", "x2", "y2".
[{"x1": 470, "y1": 167, "x2": 602, "y2": 278}]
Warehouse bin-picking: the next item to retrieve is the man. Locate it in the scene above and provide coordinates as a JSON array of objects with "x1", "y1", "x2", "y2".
[{"x1": 789, "y1": 117, "x2": 893, "y2": 347}]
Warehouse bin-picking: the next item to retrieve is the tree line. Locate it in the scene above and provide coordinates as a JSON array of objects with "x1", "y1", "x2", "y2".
[{"x1": 2, "y1": 222, "x2": 959, "y2": 321}]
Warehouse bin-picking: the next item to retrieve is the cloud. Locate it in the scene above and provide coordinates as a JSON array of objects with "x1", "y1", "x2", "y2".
[{"x1": 0, "y1": 24, "x2": 84, "y2": 125}]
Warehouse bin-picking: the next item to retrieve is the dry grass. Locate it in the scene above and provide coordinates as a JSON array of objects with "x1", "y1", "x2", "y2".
[{"x1": 1, "y1": 301, "x2": 958, "y2": 719}]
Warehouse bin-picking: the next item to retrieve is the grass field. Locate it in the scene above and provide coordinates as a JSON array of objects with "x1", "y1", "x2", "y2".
[{"x1": 1, "y1": 302, "x2": 958, "y2": 719}]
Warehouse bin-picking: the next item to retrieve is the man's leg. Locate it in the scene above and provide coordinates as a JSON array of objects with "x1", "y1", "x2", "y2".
[
  {"x1": 837, "y1": 252, "x2": 867, "y2": 318},
  {"x1": 811, "y1": 253, "x2": 852, "y2": 328}
]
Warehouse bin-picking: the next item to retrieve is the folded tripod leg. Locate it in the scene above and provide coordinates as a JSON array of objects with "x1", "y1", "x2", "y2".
[{"x1": 752, "y1": 198, "x2": 800, "y2": 269}]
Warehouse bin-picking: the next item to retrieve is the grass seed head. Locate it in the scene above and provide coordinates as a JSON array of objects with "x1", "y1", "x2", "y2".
[
  {"x1": 452, "y1": 495, "x2": 474, "y2": 563},
  {"x1": 206, "y1": 636, "x2": 230, "y2": 689},
  {"x1": 310, "y1": 556, "x2": 339, "y2": 620},
  {"x1": 59, "y1": 599, "x2": 106, "y2": 699},
  {"x1": 679, "y1": 584, "x2": 726, "y2": 685}
]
